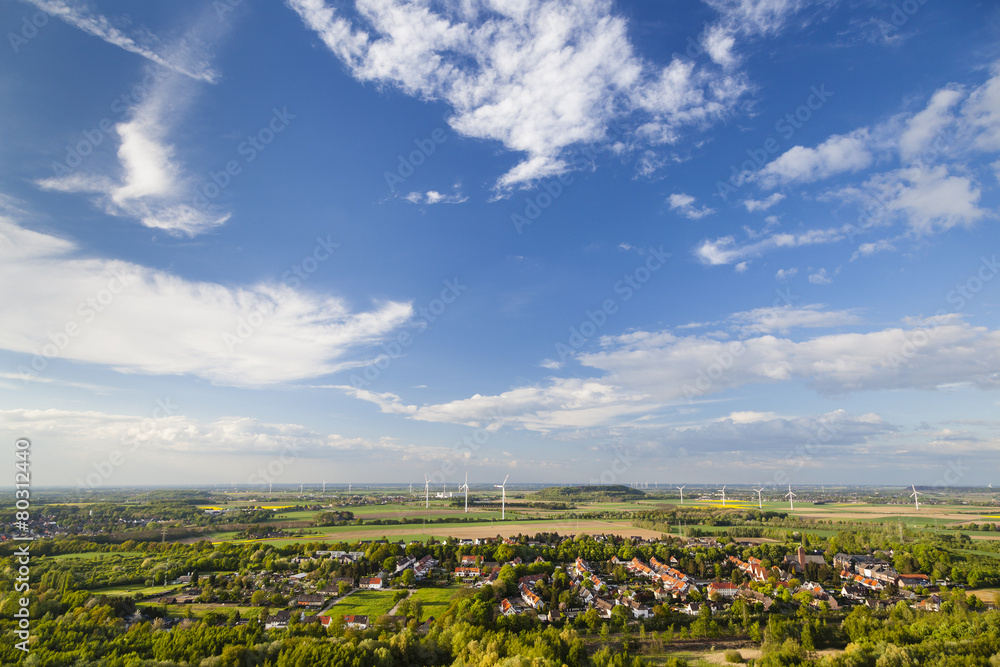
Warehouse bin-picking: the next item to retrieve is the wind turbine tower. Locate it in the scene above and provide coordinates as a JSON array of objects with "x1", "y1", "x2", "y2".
[
  {"x1": 910, "y1": 484, "x2": 923, "y2": 511},
  {"x1": 460, "y1": 472, "x2": 469, "y2": 513},
  {"x1": 424, "y1": 475, "x2": 430, "y2": 509},
  {"x1": 719, "y1": 485, "x2": 727, "y2": 507},
  {"x1": 676, "y1": 485, "x2": 685, "y2": 504},
  {"x1": 495, "y1": 474, "x2": 509, "y2": 520},
  {"x1": 785, "y1": 485, "x2": 796, "y2": 511},
  {"x1": 754, "y1": 487, "x2": 765, "y2": 509}
]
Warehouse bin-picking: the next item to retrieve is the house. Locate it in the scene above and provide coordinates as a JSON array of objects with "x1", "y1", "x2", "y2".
[
  {"x1": 593, "y1": 597, "x2": 615, "y2": 619},
  {"x1": 265, "y1": 610, "x2": 291, "y2": 630},
  {"x1": 395, "y1": 557, "x2": 416, "y2": 573},
  {"x1": 343, "y1": 615, "x2": 369, "y2": 630},
  {"x1": 628, "y1": 557, "x2": 656, "y2": 579},
  {"x1": 518, "y1": 573, "x2": 547, "y2": 588},
  {"x1": 626, "y1": 598, "x2": 652, "y2": 618},
  {"x1": 413, "y1": 555, "x2": 437, "y2": 579},
  {"x1": 519, "y1": 584, "x2": 543, "y2": 610},
  {"x1": 783, "y1": 547, "x2": 827, "y2": 574},
  {"x1": 917, "y1": 595, "x2": 942, "y2": 612},
  {"x1": 454, "y1": 567, "x2": 481, "y2": 580},
  {"x1": 737, "y1": 588, "x2": 774, "y2": 612},
  {"x1": 682, "y1": 601, "x2": 706, "y2": 616},
  {"x1": 460, "y1": 555, "x2": 480, "y2": 566},
  {"x1": 293, "y1": 594, "x2": 325, "y2": 608},
  {"x1": 359, "y1": 577, "x2": 384, "y2": 589},
  {"x1": 896, "y1": 574, "x2": 930, "y2": 589},
  {"x1": 499, "y1": 598, "x2": 520, "y2": 616},
  {"x1": 708, "y1": 582, "x2": 739, "y2": 599}
]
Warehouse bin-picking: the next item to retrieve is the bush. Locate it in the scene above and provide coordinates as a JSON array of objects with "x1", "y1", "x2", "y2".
[{"x1": 725, "y1": 650, "x2": 744, "y2": 663}]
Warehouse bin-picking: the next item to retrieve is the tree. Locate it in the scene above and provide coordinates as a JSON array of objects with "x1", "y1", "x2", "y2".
[{"x1": 399, "y1": 569, "x2": 417, "y2": 588}]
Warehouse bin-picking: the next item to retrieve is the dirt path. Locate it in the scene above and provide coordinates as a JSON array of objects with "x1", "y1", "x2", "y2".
[{"x1": 387, "y1": 590, "x2": 413, "y2": 616}]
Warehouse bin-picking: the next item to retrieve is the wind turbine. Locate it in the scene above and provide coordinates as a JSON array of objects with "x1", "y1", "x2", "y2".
[
  {"x1": 719, "y1": 485, "x2": 727, "y2": 507},
  {"x1": 424, "y1": 475, "x2": 430, "y2": 509},
  {"x1": 495, "y1": 474, "x2": 509, "y2": 520},
  {"x1": 754, "y1": 487, "x2": 765, "y2": 509},
  {"x1": 785, "y1": 485, "x2": 796, "y2": 511},
  {"x1": 348, "y1": 483, "x2": 352, "y2": 494},
  {"x1": 910, "y1": 484, "x2": 923, "y2": 511},
  {"x1": 676, "y1": 485, "x2": 685, "y2": 504},
  {"x1": 460, "y1": 472, "x2": 469, "y2": 513},
  {"x1": 409, "y1": 483, "x2": 413, "y2": 495},
  {"x1": 322, "y1": 479, "x2": 326, "y2": 494}
]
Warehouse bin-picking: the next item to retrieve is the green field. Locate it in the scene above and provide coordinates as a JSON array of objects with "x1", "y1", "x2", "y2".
[
  {"x1": 324, "y1": 590, "x2": 397, "y2": 620},
  {"x1": 146, "y1": 604, "x2": 267, "y2": 619},
  {"x1": 50, "y1": 551, "x2": 143, "y2": 560},
  {"x1": 90, "y1": 583, "x2": 184, "y2": 596},
  {"x1": 410, "y1": 585, "x2": 461, "y2": 621}
]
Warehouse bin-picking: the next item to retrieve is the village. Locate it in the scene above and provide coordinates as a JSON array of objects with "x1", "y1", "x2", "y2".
[{"x1": 130, "y1": 532, "x2": 979, "y2": 635}]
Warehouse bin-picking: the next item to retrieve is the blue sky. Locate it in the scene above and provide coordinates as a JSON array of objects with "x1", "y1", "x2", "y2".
[{"x1": 1, "y1": 0, "x2": 999, "y2": 491}]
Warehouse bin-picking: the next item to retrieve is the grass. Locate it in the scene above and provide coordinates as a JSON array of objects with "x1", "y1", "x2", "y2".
[
  {"x1": 273, "y1": 510, "x2": 319, "y2": 520},
  {"x1": 49, "y1": 551, "x2": 142, "y2": 560},
  {"x1": 145, "y1": 603, "x2": 267, "y2": 619},
  {"x1": 90, "y1": 583, "x2": 183, "y2": 596},
  {"x1": 410, "y1": 584, "x2": 461, "y2": 621},
  {"x1": 324, "y1": 590, "x2": 397, "y2": 620}
]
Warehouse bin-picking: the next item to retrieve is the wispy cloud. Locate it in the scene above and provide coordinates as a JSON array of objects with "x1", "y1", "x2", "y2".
[
  {"x1": 24, "y1": 0, "x2": 218, "y2": 83},
  {"x1": 404, "y1": 190, "x2": 468, "y2": 205},
  {"x1": 668, "y1": 193, "x2": 715, "y2": 219},
  {"x1": 743, "y1": 192, "x2": 785, "y2": 211},
  {"x1": 36, "y1": 67, "x2": 228, "y2": 236}
]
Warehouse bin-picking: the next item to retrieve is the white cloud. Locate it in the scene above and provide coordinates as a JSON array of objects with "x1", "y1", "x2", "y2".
[
  {"x1": 734, "y1": 261, "x2": 749, "y2": 273},
  {"x1": 961, "y1": 63, "x2": 1000, "y2": 152},
  {"x1": 36, "y1": 69, "x2": 228, "y2": 236},
  {"x1": 664, "y1": 409, "x2": 894, "y2": 452},
  {"x1": 851, "y1": 238, "x2": 896, "y2": 261},
  {"x1": 701, "y1": 24, "x2": 738, "y2": 68},
  {"x1": 695, "y1": 225, "x2": 846, "y2": 265},
  {"x1": 729, "y1": 305, "x2": 861, "y2": 334},
  {"x1": 743, "y1": 192, "x2": 785, "y2": 211},
  {"x1": 0, "y1": 218, "x2": 412, "y2": 386},
  {"x1": 775, "y1": 267, "x2": 797, "y2": 280},
  {"x1": 333, "y1": 307, "x2": 1000, "y2": 434},
  {"x1": 337, "y1": 378, "x2": 656, "y2": 433},
  {"x1": 668, "y1": 192, "x2": 716, "y2": 219},
  {"x1": 288, "y1": 0, "x2": 746, "y2": 190},
  {"x1": 899, "y1": 87, "x2": 963, "y2": 162},
  {"x1": 404, "y1": 190, "x2": 468, "y2": 205},
  {"x1": 0, "y1": 408, "x2": 453, "y2": 484},
  {"x1": 760, "y1": 131, "x2": 873, "y2": 186},
  {"x1": 702, "y1": 0, "x2": 810, "y2": 37},
  {"x1": 808, "y1": 268, "x2": 832, "y2": 284},
  {"x1": 25, "y1": 0, "x2": 218, "y2": 82},
  {"x1": 580, "y1": 317, "x2": 1000, "y2": 400},
  {"x1": 861, "y1": 165, "x2": 987, "y2": 234}
]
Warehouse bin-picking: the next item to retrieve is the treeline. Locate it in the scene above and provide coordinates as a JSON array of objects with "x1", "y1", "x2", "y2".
[{"x1": 534, "y1": 485, "x2": 646, "y2": 502}]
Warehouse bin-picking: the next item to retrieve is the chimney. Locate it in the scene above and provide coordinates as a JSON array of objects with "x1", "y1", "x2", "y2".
[{"x1": 797, "y1": 546, "x2": 806, "y2": 573}]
